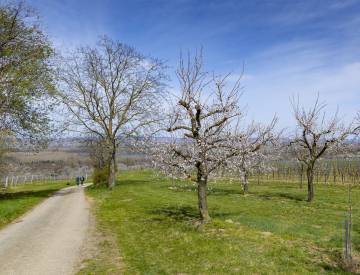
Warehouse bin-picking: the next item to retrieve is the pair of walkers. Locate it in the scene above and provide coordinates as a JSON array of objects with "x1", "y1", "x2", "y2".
[{"x1": 75, "y1": 176, "x2": 85, "y2": 186}]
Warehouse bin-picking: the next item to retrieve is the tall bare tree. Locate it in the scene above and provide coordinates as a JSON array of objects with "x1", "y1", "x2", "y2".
[
  {"x1": 289, "y1": 95, "x2": 353, "y2": 202},
  {"x1": 57, "y1": 36, "x2": 168, "y2": 187}
]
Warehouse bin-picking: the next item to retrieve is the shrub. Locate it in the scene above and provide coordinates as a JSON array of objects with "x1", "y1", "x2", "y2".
[
  {"x1": 93, "y1": 167, "x2": 110, "y2": 185},
  {"x1": 93, "y1": 165, "x2": 118, "y2": 185}
]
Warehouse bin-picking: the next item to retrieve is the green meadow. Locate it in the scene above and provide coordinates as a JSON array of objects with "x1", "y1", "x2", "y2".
[{"x1": 80, "y1": 170, "x2": 360, "y2": 274}]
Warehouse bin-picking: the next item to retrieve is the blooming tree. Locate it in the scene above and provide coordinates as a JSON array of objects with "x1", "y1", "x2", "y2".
[
  {"x1": 148, "y1": 50, "x2": 283, "y2": 219},
  {"x1": 288, "y1": 95, "x2": 353, "y2": 202},
  {"x1": 355, "y1": 111, "x2": 360, "y2": 135},
  {"x1": 148, "y1": 50, "x2": 247, "y2": 220},
  {"x1": 228, "y1": 118, "x2": 281, "y2": 195}
]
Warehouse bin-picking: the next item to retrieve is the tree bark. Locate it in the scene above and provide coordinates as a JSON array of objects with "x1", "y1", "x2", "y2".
[
  {"x1": 307, "y1": 165, "x2": 314, "y2": 202},
  {"x1": 300, "y1": 164, "x2": 303, "y2": 189},
  {"x1": 108, "y1": 143, "x2": 116, "y2": 188},
  {"x1": 243, "y1": 170, "x2": 249, "y2": 196},
  {"x1": 197, "y1": 177, "x2": 209, "y2": 221}
]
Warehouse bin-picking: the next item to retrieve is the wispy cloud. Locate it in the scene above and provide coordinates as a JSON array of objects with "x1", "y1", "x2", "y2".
[
  {"x1": 30, "y1": 0, "x2": 360, "y2": 131},
  {"x1": 330, "y1": 0, "x2": 358, "y2": 10},
  {"x1": 240, "y1": 36, "x2": 360, "y2": 130},
  {"x1": 36, "y1": 0, "x2": 115, "y2": 49}
]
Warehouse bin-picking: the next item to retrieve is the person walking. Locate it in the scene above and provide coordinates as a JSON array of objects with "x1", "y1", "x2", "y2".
[
  {"x1": 80, "y1": 176, "x2": 85, "y2": 186},
  {"x1": 75, "y1": 177, "x2": 80, "y2": 186}
]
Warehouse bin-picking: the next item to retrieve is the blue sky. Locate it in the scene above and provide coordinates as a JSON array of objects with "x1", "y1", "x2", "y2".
[{"x1": 31, "y1": 0, "x2": 360, "y2": 131}]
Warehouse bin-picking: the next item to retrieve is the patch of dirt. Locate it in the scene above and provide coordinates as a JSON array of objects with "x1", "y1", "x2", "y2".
[
  {"x1": 191, "y1": 219, "x2": 211, "y2": 227},
  {"x1": 261, "y1": 232, "x2": 272, "y2": 237}
]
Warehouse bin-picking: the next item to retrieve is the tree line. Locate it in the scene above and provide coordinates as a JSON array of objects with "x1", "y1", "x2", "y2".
[{"x1": 1, "y1": 0, "x2": 360, "y2": 220}]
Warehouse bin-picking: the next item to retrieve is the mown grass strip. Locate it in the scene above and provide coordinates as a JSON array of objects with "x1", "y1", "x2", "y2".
[{"x1": 82, "y1": 170, "x2": 359, "y2": 274}]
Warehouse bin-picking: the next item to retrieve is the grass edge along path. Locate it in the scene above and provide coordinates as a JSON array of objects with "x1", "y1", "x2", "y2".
[
  {"x1": 81, "y1": 170, "x2": 359, "y2": 274},
  {"x1": 0, "y1": 181, "x2": 90, "y2": 231}
]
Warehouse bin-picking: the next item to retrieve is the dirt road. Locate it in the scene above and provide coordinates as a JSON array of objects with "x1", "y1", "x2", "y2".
[{"x1": 0, "y1": 184, "x2": 92, "y2": 275}]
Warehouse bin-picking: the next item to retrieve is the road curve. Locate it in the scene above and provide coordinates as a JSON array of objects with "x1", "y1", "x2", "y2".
[{"x1": 0, "y1": 184, "x2": 92, "y2": 275}]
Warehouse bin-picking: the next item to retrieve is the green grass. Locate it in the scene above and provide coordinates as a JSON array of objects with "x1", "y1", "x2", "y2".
[
  {"x1": 0, "y1": 181, "x2": 79, "y2": 230},
  {"x1": 82, "y1": 170, "x2": 360, "y2": 274}
]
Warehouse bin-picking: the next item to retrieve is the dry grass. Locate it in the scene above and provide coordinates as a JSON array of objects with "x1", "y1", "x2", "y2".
[{"x1": 16, "y1": 149, "x2": 86, "y2": 163}]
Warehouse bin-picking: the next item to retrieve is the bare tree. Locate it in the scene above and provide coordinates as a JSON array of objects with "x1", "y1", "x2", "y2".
[
  {"x1": 57, "y1": 36, "x2": 168, "y2": 187},
  {"x1": 81, "y1": 135, "x2": 111, "y2": 170},
  {"x1": 289, "y1": 95, "x2": 353, "y2": 202}
]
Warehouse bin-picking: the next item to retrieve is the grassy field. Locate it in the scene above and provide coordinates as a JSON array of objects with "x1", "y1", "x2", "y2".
[
  {"x1": 80, "y1": 170, "x2": 360, "y2": 274},
  {"x1": 0, "y1": 181, "x2": 78, "y2": 230}
]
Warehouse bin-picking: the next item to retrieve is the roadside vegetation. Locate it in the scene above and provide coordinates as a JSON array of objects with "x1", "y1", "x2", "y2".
[
  {"x1": 81, "y1": 169, "x2": 360, "y2": 274},
  {"x1": 0, "y1": 181, "x2": 82, "y2": 230}
]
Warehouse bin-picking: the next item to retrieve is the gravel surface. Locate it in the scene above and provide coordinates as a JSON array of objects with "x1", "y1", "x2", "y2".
[{"x1": 0, "y1": 184, "x2": 93, "y2": 275}]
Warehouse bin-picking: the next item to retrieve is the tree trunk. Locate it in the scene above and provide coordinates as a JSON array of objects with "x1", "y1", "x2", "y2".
[
  {"x1": 307, "y1": 165, "x2": 314, "y2": 202},
  {"x1": 243, "y1": 170, "x2": 249, "y2": 196},
  {"x1": 197, "y1": 177, "x2": 209, "y2": 221},
  {"x1": 108, "y1": 145, "x2": 116, "y2": 188},
  {"x1": 300, "y1": 164, "x2": 303, "y2": 189}
]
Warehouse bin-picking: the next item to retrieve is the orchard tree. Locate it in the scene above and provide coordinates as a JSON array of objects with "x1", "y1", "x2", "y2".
[
  {"x1": 229, "y1": 118, "x2": 281, "y2": 195},
  {"x1": 355, "y1": 111, "x2": 360, "y2": 135},
  {"x1": 152, "y1": 50, "x2": 248, "y2": 221},
  {"x1": 0, "y1": 0, "x2": 56, "y2": 151},
  {"x1": 57, "y1": 36, "x2": 168, "y2": 187},
  {"x1": 289, "y1": 95, "x2": 353, "y2": 202},
  {"x1": 152, "y1": 51, "x2": 280, "y2": 219}
]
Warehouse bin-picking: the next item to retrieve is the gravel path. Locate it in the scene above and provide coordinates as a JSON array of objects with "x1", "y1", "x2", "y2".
[{"x1": 0, "y1": 184, "x2": 92, "y2": 275}]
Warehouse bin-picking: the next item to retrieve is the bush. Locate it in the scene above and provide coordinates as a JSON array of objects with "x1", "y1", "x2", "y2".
[
  {"x1": 93, "y1": 167, "x2": 110, "y2": 185},
  {"x1": 93, "y1": 164, "x2": 118, "y2": 185}
]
